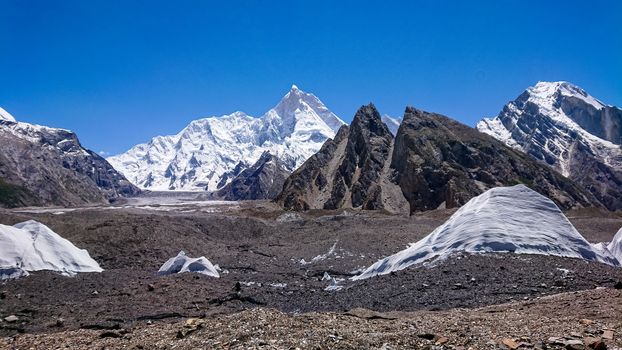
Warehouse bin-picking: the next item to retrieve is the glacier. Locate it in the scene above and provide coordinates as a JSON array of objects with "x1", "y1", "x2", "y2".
[
  {"x1": 0, "y1": 220, "x2": 103, "y2": 280},
  {"x1": 608, "y1": 227, "x2": 622, "y2": 263},
  {"x1": 158, "y1": 251, "x2": 220, "y2": 278},
  {"x1": 108, "y1": 85, "x2": 345, "y2": 191},
  {"x1": 353, "y1": 185, "x2": 619, "y2": 280}
]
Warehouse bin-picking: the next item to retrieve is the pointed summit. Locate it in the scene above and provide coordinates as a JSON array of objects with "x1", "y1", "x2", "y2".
[
  {"x1": 269, "y1": 85, "x2": 345, "y2": 134},
  {"x1": 525, "y1": 81, "x2": 605, "y2": 111}
]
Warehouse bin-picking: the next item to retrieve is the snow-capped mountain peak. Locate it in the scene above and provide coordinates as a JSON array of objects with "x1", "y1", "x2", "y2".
[
  {"x1": 477, "y1": 81, "x2": 622, "y2": 210},
  {"x1": 0, "y1": 107, "x2": 16, "y2": 122},
  {"x1": 272, "y1": 85, "x2": 345, "y2": 134},
  {"x1": 108, "y1": 85, "x2": 346, "y2": 191},
  {"x1": 528, "y1": 81, "x2": 605, "y2": 111}
]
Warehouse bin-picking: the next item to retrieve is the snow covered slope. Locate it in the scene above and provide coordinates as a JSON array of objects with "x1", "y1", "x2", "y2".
[
  {"x1": 0, "y1": 107, "x2": 16, "y2": 122},
  {"x1": 108, "y1": 85, "x2": 345, "y2": 191},
  {"x1": 0, "y1": 220, "x2": 102, "y2": 279},
  {"x1": 353, "y1": 185, "x2": 619, "y2": 280},
  {"x1": 608, "y1": 228, "x2": 622, "y2": 263},
  {"x1": 158, "y1": 251, "x2": 219, "y2": 278},
  {"x1": 477, "y1": 81, "x2": 622, "y2": 210}
]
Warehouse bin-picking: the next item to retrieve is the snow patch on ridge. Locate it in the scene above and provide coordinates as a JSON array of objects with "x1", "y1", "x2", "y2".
[
  {"x1": 0, "y1": 220, "x2": 102, "y2": 280},
  {"x1": 353, "y1": 185, "x2": 619, "y2": 280}
]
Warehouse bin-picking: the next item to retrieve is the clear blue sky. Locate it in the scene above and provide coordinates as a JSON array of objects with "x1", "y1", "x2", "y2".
[{"x1": 1, "y1": 1, "x2": 621, "y2": 155}]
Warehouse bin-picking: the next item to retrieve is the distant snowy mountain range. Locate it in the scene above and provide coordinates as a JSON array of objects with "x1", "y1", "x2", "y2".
[
  {"x1": 108, "y1": 85, "x2": 346, "y2": 191},
  {"x1": 477, "y1": 81, "x2": 622, "y2": 210}
]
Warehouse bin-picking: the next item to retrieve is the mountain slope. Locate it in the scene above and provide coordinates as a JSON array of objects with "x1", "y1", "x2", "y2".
[
  {"x1": 392, "y1": 107, "x2": 597, "y2": 213},
  {"x1": 210, "y1": 151, "x2": 290, "y2": 200},
  {"x1": 0, "y1": 111, "x2": 139, "y2": 208},
  {"x1": 278, "y1": 104, "x2": 600, "y2": 213},
  {"x1": 108, "y1": 86, "x2": 345, "y2": 191},
  {"x1": 477, "y1": 81, "x2": 622, "y2": 210},
  {"x1": 276, "y1": 104, "x2": 409, "y2": 213},
  {"x1": 354, "y1": 185, "x2": 619, "y2": 280}
]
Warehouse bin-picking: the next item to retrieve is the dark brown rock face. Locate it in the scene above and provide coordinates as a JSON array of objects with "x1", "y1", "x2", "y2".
[
  {"x1": 210, "y1": 152, "x2": 290, "y2": 200},
  {"x1": 0, "y1": 120, "x2": 140, "y2": 208},
  {"x1": 325, "y1": 104, "x2": 393, "y2": 210},
  {"x1": 391, "y1": 107, "x2": 598, "y2": 213},
  {"x1": 277, "y1": 104, "x2": 402, "y2": 211},
  {"x1": 276, "y1": 125, "x2": 350, "y2": 211}
]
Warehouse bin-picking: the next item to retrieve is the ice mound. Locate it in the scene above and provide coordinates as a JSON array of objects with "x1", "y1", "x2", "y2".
[
  {"x1": 0, "y1": 220, "x2": 102, "y2": 279},
  {"x1": 354, "y1": 185, "x2": 619, "y2": 280},
  {"x1": 158, "y1": 251, "x2": 220, "y2": 278},
  {"x1": 608, "y1": 228, "x2": 622, "y2": 262}
]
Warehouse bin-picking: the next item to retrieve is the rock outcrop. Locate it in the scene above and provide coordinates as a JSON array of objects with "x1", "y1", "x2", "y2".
[
  {"x1": 210, "y1": 152, "x2": 290, "y2": 200},
  {"x1": 393, "y1": 107, "x2": 596, "y2": 213},
  {"x1": 277, "y1": 104, "x2": 409, "y2": 213}
]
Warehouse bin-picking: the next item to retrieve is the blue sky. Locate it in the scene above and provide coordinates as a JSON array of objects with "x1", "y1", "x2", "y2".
[{"x1": 1, "y1": 1, "x2": 621, "y2": 155}]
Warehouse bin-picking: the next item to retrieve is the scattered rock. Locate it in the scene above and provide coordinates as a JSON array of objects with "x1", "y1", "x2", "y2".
[
  {"x1": 453, "y1": 283, "x2": 466, "y2": 290},
  {"x1": 416, "y1": 333, "x2": 436, "y2": 340},
  {"x1": 548, "y1": 337, "x2": 565, "y2": 345},
  {"x1": 436, "y1": 336, "x2": 449, "y2": 345},
  {"x1": 176, "y1": 318, "x2": 205, "y2": 339},
  {"x1": 501, "y1": 338, "x2": 519, "y2": 349},
  {"x1": 3, "y1": 315, "x2": 18, "y2": 323},
  {"x1": 147, "y1": 284, "x2": 155, "y2": 292},
  {"x1": 91, "y1": 290, "x2": 99, "y2": 296},
  {"x1": 564, "y1": 338, "x2": 584, "y2": 350},
  {"x1": 100, "y1": 331, "x2": 122, "y2": 338},
  {"x1": 585, "y1": 337, "x2": 606, "y2": 350},
  {"x1": 613, "y1": 281, "x2": 622, "y2": 289},
  {"x1": 580, "y1": 319, "x2": 594, "y2": 326},
  {"x1": 52, "y1": 318, "x2": 65, "y2": 328},
  {"x1": 602, "y1": 330, "x2": 613, "y2": 340}
]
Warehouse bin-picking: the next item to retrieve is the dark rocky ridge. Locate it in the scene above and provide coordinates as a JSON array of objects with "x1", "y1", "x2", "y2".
[
  {"x1": 393, "y1": 107, "x2": 598, "y2": 213},
  {"x1": 209, "y1": 151, "x2": 290, "y2": 200},
  {"x1": 277, "y1": 104, "x2": 407, "y2": 212},
  {"x1": 325, "y1": 104, "x2": 394, "y2": 210},
  {"x1": 276, "y1": 125, "x2": 350, "y2": 211},
  {"x1": 278, "y1": 105, "x2": 600, "y2": 213},
  {"x1": 0, "y1": 119, "x2": 139, "y2": 207}
]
